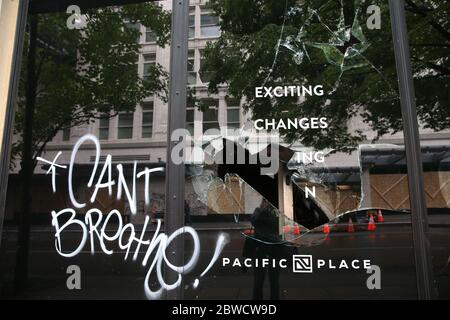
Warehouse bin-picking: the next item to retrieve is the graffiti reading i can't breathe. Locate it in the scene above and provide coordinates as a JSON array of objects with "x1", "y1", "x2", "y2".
[{"x1": 37, "y1": 134, "x2": 229, "y2": 299}]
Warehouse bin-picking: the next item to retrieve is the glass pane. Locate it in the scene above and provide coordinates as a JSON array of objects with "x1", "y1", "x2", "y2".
[
  {"x1": 142, "y1": 125, "x2": 152, "y2": 138},
  {"x1": 199, "y1": 51, "x2": 213, "y2": 82},
  {"x1": 0, "y1": 0, "x2": 172, "y2": 300},
  {"x1": 202, "y1": 121, "x2": 219, "y2": 133},
  {"x1": 1, "y1": 0, "x2": 438, "y2": 302},
  {"x1": 227, "y1": 109, "x2": 239, "y2": 123},
  {"x1": 99, "y1": 117, "x2": 109, "y2": 128},
  {"x1": 99, "y1": 127, "x2": 109, "y2": 140},
  {"x1": 189, "y1": 14, "x2": 195, "y2": 38},
  {"x1": 187, "y1": 52, "x2": 195, "y2": 72},
  {"x1": 200, "y1": 14, "x2": 218, "y2": 26},
  {"x1": 118, "y1": 127, "x2": 133, "y2": 139},
  {"x1": 142, "y1": 111, "x2": 153, "y2": 124},
  {"x1": 202, "y1": 107, "x2": 218, "y2": 122},
  {"x1": 200, "y1": 25, "x2": 220, "y2": 37},
  {"x1": 118, "y1": 113, "x2": 133, "y2": 126},
  {"x1": 145, "y1": 28, "x2": 156, "y2": 43},
  {"x1": 189, "y1": 27, "x2": 195, "y2": 39},
  {"x1": 186, "y1": 123, "x2": 194, "y2": 136},
  {"x1": 226, "y1": 98, "x2": 240, "y2": 108},
  {"x1": 186, "y1": 109, "x2": 194, "y2": 122},
  {"x1": 142, "y1": 101, "x2": 153, "y2": 110},
  {"x1": 188, "y1": 72, "x2": 197, "y2": 85},
  {"x1": 125, "y1": 22, "x2": 141, "y2": 42},
  {"x1": 62, "y1": 128, "x2": 70, "y2": 141},
  {"x1": 182, "y1": 0, "x2": 420, "y2": 300},
  {"x1": 406, "y1": 0, "x2": 450, "y2": 298},
  {"x1": 143, "y1": 53, "x2": 156, "y2": 61}
]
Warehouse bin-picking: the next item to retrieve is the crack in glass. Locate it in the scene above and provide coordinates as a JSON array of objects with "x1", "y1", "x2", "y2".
[{"x1": 267, "y1": 0, "x2": 394, "y2": 94}]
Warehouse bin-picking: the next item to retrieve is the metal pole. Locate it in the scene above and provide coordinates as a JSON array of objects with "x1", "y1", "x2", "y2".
[
  {"x1": 389, "y1": 0, "x2": 436, "y2": 299},
  {"x1": 164, "y1": 0, "x2": 189, "y2": 300},
  {"x1": 0, "y1": 0, "x2": 29, "y2": 248}
]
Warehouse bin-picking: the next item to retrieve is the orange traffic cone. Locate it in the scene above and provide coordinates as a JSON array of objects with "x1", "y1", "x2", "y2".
[
  {"x1": 348, "y1": 218, "x2": 355, "y2": 233},
  {"x1": 293, "y1": 224, "x2": 300, "y2": 235},
  {"x1": 368, "y1": 215, "x2": 376, "y2": 231},
  {"x1": 243, "y1": 229, "x2": 254, "y2": 235},
  {"x1": 377, "y1": 209, "x2": 384, "y2": 223},
  {"x1": 283, "y1": 225, "x2": 291, "y2": 233},
  {"x1": 323, "y1": 223, "x2": 330, "y2": 234}
]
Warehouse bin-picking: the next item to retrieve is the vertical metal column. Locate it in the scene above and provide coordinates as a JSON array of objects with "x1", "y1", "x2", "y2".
[
  {"x1": 389, "y1": 0, "x2": 436, "y2": 299},
  {"x1": 0, "y1": 0, "x2": 29, "y2": 248},
  {"x1": 164, "y1": 0, "x2": 189, "y2": 300}
]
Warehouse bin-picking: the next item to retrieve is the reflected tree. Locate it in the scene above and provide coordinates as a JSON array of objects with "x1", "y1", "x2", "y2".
[{"x1": 202, "y1": 0, "x2": 449, "y2": 151}]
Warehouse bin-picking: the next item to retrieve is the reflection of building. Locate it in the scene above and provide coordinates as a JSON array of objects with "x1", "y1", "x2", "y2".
[
  {"x1": 360, "y1": 145, "x2": 450, "y2": 213},
  {"x1": 5, "y1": 0, "x2": 252, "y2": 224},
  {"x1": 4, "y1": 0, "x2": 450, "y2": 226}
]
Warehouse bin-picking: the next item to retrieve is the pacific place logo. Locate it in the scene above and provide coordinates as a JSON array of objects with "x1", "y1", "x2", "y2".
[
  {"x1": 292, "y1": 256, "x2": 373, "y2": 273},
  {"x1": 222, "y1": 256, "x2": 372, "y2": 273},
  {"x1": 292, "y1": 255, "x2": 313, "y2": 273}
]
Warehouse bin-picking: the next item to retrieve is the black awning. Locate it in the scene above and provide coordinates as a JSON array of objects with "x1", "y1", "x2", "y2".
[{"x1": 360, "y1": 145, "x2": 450, "y2": 170}]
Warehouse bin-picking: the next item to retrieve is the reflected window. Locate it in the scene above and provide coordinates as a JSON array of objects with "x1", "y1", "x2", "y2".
[
  {"x1": 202, "y1": 99, "x2": 219, "y2": 133},
  {"x1": 143, "y1": 52, "x2": 156, "y2": 80},
  {"x1": 142, "y1": 102, "x2": 154, "y2": 138},
  {"x1": 186, "y1": 101, "x2": 195, "y2": 135},
  {"x1": 187, "y1": 49, "x2": 196, "y2": 85},
  {"x1": 189, "y1": 7, "x2": 196, "y2": 38},
  {"x1": 99, "y1": 116, "x2": 110, "y2": 140},
  {"x1": 125, "y1": 22, "x2": 141, "y2": 43},
  {"x1": 200, "y1": 12, "x2": 219, "y2": 37},
  {"x1": 145, "y1": 27, "x2": 157, "y2": 43},
  {"x1": 62, "y1": 127, "x2": 70, "y2": 141},
  {"x1": 199, "y1": 49, "x2": 212, "y2": 83},
  {"x1": 118, "y1": 112, "x2": 134, "y2": 139},
  {"x1": 226, "y1": 98, "x2": 240, "y2": 129}
]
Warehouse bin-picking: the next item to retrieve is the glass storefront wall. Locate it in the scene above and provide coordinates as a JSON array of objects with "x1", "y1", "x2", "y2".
[{"x1": 0, "y1": 0, "x2": 448, "y2": 300}]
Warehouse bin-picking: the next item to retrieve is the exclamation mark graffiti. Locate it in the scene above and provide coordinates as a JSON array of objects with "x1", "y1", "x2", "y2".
[{"x1": 193, "y1": 232, "x2": 230, "y2": 289}]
